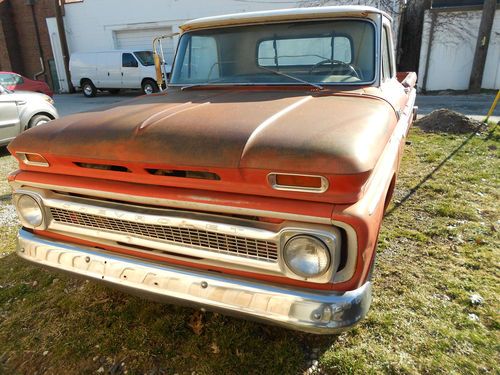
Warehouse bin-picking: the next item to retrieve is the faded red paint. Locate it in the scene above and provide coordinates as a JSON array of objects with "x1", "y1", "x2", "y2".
[
  {"x1": 8, "y1": 74, "x2": 417, "y2": 292},
  {"x1": 9, "y1": 88, "x2": 396, "y2": 174}
]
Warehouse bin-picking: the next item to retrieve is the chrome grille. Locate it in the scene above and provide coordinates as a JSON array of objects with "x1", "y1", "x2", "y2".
[{"x1": 49, "y1": 207, "x2": 278, "y2": 262}]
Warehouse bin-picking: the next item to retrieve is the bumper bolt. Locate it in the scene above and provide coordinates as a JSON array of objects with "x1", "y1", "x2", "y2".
[
  {"x1": 312, "y1": 312, "x2": 322, "y2": 320},
  {"x1": 85, "y1": 256, "x2": 90, "y2": 263},
  {"x1": 20, "y1": 248, "x2": 25, "y2": 253},
  {"x1": 201, "y1": 281, "x2": 208, "y2": 289}
]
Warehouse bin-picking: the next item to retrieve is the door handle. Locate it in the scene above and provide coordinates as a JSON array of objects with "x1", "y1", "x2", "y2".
[
  {"x1": 107, "y1": 72, "x2": 110, "y2": 76},
  {"x1": 16, "y1": 100, "x2": 27, "y2": 106},
  {"x1": 121, "y1": 72, "x2": 124, "y2": 76}
]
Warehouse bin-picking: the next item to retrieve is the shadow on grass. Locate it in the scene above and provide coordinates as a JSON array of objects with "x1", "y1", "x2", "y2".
[
  {"x1": 0, "y1": 193, "x2": 12, "y2": 202},
  {"x1": 0, "y1": 252, "x2": 340, "y2": 373},
  {"x1": 386, "y1": 124, "x2": 497, "y2": 217},
  {"x1": 0, "y1": 146, "x2": 10, "y2": 157}
]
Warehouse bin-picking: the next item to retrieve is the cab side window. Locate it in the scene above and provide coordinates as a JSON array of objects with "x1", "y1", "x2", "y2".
[
  {"x1": 122, "y1": 53, "x2": 138, "y2": 68},
  {"x1": 382, "y1": 26, "x2": 393, "y2": 81}
]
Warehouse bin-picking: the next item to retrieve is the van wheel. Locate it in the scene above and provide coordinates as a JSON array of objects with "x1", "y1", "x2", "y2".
[
  {"x1": 27, "y1": 114, "x2": 51, "y2": 129},
  {"x1": 82, "y1": 80, "x2": 97, "y2": 97},
  {"x1": 108, "y1": 89, "x2": 120, "y2": 95},
  {"x1": 142, "y1": 79, "x2": 158, "y2": 95}
]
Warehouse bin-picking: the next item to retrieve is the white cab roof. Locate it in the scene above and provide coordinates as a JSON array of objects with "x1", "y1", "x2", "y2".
[{"x1": 180, "y1": 6, "x2": 388, "y2": 32}]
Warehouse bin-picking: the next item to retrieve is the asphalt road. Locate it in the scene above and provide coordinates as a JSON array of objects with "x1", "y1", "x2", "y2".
[
  {"x1": 54, "y1": 91, "x2": 138, "y2": 117},
  {"x1": 54, "y1": 91, "x2": 500, "y2": 121}
]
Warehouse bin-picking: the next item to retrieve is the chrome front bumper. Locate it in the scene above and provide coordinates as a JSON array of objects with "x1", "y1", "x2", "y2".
[{"x1": 17, "y1": 229, "x2": 372, "y2": 334}]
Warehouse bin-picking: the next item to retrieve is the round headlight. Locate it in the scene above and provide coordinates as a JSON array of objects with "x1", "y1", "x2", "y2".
[
  {"x1": 17, "y1": 195, "x2": 44, "y2": 227},
  {"x1": 284, "y1": 235, "x2": 331, "y2": 278}
]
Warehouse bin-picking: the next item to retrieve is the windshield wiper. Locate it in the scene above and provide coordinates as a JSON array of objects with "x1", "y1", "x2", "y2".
[
  {"x1": 176, "y1": 63, "x2": 324, "y2": 91},
  {"x1": 179, "y1": 84, "x2": 205, "y2": 91},
  {"x1": 257, "y1": 65, "x2": 323, "y2": 90}
]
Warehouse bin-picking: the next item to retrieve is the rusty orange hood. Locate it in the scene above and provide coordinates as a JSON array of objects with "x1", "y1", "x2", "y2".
[{"x1": 9, "y1": 88, "x2": 396, "y2": 175}]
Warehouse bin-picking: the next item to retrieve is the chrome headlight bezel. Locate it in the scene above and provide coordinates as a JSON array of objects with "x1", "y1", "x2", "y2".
[
  {"x1": 284, "y1": 235, "x2": 331, "y2": 278},
  {"x1": 13, "y1": 192, "x2": 47, "y2": 229},
  {"x1": 279, "y1": 227, "x2": 341, "y2": 283}
]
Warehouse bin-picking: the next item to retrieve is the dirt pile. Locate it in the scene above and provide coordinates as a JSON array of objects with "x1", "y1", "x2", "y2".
[{"x1": 416, "y1": 109, "x2": 486, "y2": 134}]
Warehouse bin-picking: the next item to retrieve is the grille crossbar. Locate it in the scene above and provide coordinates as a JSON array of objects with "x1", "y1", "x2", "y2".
[{"x1": 49, "y1": 207, "x2": 278, "y2": 262}]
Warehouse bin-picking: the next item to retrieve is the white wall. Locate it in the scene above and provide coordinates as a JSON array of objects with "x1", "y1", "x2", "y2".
[
  {"x1": 418, "y1": 9, "x2": 500, "y2": 91},
  {"x1": 63, "y1": 0, "x2": 404, "y2": 54},
  {"x1": 58, "y1": 0, "x2": 403, "y2": 92},
  {"x1": 63, "y1": 0, "x2": 276, "y2": 54}
]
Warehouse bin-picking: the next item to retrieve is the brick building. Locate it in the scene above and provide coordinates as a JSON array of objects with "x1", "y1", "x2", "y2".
[{"x1": 0, "y1": 0, "x2": 57, "y2": 90}]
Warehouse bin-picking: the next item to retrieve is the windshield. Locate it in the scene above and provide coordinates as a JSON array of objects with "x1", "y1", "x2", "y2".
[
  {"x1": 134, "y1": 51, "x2": 155, "y2": 66},
  {"x1": 170, "y1": 20, "x2": 375, "y2": 86}
]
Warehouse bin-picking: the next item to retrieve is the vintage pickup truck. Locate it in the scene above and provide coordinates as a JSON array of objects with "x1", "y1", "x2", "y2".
[{"x1": 8, "y1": 6, "x2": 417, "y2": 334}]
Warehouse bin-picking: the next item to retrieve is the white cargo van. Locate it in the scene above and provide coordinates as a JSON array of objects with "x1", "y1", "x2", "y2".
[{"x1": 70, "y1": 50, "x2": 171, "y2": 97}]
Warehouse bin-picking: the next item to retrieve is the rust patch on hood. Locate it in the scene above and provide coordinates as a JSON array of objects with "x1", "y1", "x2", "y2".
[{"x1": 9, "y1": 88, "x2": 397, "y2": 175}]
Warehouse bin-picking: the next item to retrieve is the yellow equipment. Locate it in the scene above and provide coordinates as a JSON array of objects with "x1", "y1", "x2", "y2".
[
  {"x1": 484, "y1": 90, "x2": 500, "y2": 123},
  {"x1": 153, "y1": 33, "x2": 178, "y2": 91}
]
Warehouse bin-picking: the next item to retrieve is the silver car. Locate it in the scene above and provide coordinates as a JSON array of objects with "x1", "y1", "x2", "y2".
[{"x1": 0, "y1": 84, "x2": 59, "y2": 146}]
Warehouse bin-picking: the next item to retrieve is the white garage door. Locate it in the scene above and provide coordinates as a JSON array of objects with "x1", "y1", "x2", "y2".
[{"x1": 114, "y1": 27, "x2": 175, "y2": 64}]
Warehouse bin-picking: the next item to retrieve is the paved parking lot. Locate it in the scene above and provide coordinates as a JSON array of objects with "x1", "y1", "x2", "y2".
[
  {"x1": 54, "y1": 92, "x2": 138, "y2": 117},
  {"x1": 54, "y1": 91, "x2": 500, "y2": 122},
  {"x1": 416, "y1": 93, "x2": 499, "y2": 121}
]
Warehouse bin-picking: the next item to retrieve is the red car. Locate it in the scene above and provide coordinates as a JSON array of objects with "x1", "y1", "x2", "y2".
[{"x1": 0, "y1": 71, "x2": 53, "y2": 97}]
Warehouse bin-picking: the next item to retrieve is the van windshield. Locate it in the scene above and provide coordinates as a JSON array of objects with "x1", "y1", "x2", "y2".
[
  {"x1": 134, "y1": 51, "x2": 155, "y2": 66},
  {"x1": 170, "y1": 20, "x2": 375, "y2": 86}
]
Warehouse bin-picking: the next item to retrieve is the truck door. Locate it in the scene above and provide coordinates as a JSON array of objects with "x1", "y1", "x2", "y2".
[
  {"x1": 121, "y1": 53, "x2": 141, "y2": 89},
  {"x1": 0, "y1": 87, "x2": 21, "y2": 144},
  {"x1": 97, "y1": 52, "x2": 121, "y2": 88}
]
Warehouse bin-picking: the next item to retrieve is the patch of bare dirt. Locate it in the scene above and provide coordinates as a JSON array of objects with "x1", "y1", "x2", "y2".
[{"x1": 416, "y1": 109, "x2": 486, "y2": 134}]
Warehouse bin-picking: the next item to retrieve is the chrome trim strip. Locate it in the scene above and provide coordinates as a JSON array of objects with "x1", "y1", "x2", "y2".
[
  {"x1": 46, "y1": 199, "x2": 278, "y2": 241},
  {"x1": 17, "y1": 229, "x2": 372, "y2": 334},
  {"x1": 16, "y1": 152, "x2": 50, "y2": 167},
  {"x1": 267, "y1": 172, "x2": 329, "y2": 193},
  {"x1": 15, "y1": 188, "x2": 343, "y2": 283},
  {"x1": 330, "y1": 220, "x2": 357, "y2": 283},
  {"x1": 10, "y1": 184, "x2": 358, "y2": 283},
  {"x1": 9, "y1": 180, "x2": 332, "y2": 224}
]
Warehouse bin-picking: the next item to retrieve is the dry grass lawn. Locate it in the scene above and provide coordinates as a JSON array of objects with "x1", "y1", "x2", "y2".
[{"x1": 0, "y1": 124, "x2": 498, "y2": 374}]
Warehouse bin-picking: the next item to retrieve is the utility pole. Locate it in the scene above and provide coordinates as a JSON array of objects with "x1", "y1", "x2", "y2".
[
  {"x1": 54, "y1": 0, "x2": 74, "y2": 93},
  {"x1": 469, "y1": 0, "x2": 496, "y2": 93}
]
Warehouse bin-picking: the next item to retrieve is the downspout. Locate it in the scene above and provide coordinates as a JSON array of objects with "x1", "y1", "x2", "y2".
[
  {"x1": 28, "y1": 0, "x2": 46, "y2": 80},
  {"x1": 33, "y1": 56, "x2": 45, "y2": 80}
]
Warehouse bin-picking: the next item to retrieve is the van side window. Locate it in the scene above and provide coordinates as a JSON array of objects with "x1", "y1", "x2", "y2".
[
  {"x1": 122, "y1": 53, "x2": 138, "y2": 68},
  {"x1": 381, "y1": 26, "x2": 392, "y2": 81}
]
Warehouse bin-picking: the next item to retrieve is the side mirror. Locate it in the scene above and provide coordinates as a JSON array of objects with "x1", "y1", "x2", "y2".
[{"x1": 154, "y1": 52, "x2": 163, "y2": 87}]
